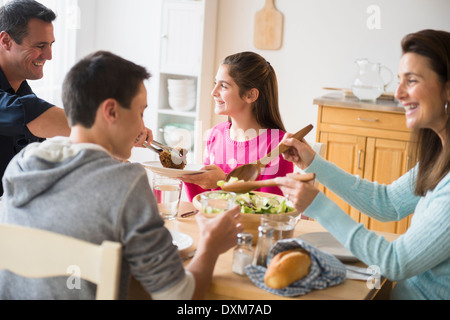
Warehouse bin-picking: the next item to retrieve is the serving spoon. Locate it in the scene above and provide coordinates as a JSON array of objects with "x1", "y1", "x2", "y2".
[
  {"x1": 224, "y1": 124, "x2": 313, "y2": 182},
  {"x1": 221, "y1": 172, "x2": 316, "y2": 193}
]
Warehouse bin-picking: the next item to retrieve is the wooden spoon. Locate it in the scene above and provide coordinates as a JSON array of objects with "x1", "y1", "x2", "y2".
[
  {"x1": 221, "y1": 172, "x2": 316, "y2": 193},
  {"x1": 225, "y1": 124, "x2": 313, "y2": 182}
]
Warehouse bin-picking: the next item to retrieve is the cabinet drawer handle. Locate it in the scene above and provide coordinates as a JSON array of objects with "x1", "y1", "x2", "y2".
[
  {"x1": 357, "y1": 149, "x2": 362, "y2": 169},
  {"x1": 357, "y1": 117, "x2": 379, "y2": 122}
]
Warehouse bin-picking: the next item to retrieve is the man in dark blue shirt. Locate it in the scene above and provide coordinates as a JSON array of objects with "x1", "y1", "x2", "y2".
[{"x1": 0, "y1": 0, "x2": 70, "y2": 196}]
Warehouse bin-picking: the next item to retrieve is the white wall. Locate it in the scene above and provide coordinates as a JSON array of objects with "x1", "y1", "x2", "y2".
[
  {"x1": 76, "y1": 0, "x2": 450, "y2": 140},
  {"x1": 76, "y1": 0, "x2": 162, "y2": 130},
  {"x1": 75, "y1": 0, "x2": 97, "y2": 61},
  {"x1": 213, "y1": 0, "x2": 450, "y2": 137}
]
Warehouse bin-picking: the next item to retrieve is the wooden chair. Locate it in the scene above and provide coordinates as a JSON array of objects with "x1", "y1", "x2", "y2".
[{"x1": 0, "y1": 224, "x2": 122, "y2": 300}]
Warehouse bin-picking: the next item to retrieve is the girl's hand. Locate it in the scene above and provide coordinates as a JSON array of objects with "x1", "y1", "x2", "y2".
[{"x1": 180, "y1": 165, "x2": 227, "y2": 189}]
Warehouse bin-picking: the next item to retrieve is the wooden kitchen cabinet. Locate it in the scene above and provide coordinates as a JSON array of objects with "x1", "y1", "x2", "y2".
[{"x1": 314, "y1": 93, "x2": 415, "y2": 234}]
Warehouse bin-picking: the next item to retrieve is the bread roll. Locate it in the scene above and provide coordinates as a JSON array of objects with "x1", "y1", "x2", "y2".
[{"x1": 264, "y1": 249, "x2": 311, "y2": 289}]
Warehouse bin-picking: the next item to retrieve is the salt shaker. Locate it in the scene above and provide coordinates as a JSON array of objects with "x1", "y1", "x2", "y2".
[
  {"x1": 232, "y1": 232, "x2": 254, "y2": 275},
  {"x1": 252, "y1": 225, "x2": 274, "y2": 267}
]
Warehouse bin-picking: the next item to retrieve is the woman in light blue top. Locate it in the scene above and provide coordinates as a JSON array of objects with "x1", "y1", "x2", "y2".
[{"x1": 276, "y1": 29, "x2": 450, "y2": 300}]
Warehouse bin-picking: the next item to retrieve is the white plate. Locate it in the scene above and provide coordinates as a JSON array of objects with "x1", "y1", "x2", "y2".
[
  {"x1": 299, "y1": 232, "x2": 359, "y2": 262},
  {"x1": 170, "y1": 230, "x2": 194, "y2": 251},
  {"x1": 141, "y1": 161, "x2": 206, "y2": 179}
]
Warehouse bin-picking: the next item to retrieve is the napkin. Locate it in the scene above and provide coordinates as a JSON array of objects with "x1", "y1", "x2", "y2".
[
  {"x1": 345, "y1": 264, "x2": 376, "y2": 281},
  {"x1": 245, "y1": 238, "x2": 346, "y2": 297}
]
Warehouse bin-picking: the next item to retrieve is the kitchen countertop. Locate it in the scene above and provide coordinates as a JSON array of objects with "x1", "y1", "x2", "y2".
[{"x1": 313, "y1": 92, "x2": 404, "y2": 113}]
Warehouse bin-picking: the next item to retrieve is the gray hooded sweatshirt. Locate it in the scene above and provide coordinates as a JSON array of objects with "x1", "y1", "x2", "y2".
[{"x1": 0, "y1": 137, "x2": 193, "y2": 299}]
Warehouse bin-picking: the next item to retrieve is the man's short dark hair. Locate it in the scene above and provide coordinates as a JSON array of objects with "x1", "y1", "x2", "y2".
[
  {"x1": 62, "y1": 51, "x2": 151, "y2": 128},
  {"x1": 0, "y1": 0, "x2": 56, "y2": 44}
]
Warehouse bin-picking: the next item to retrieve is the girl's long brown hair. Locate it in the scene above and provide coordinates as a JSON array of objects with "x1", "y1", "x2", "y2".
[
  {"x1": 402, "y1": 30, "x2": 450, "y2": 195},
  {"x1": 222, "y1": 52, "x2": 286, "y2": 132}
]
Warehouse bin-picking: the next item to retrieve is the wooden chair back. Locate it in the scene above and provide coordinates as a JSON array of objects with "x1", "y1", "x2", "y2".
[{"x1": 0, "y1": 224, "x2": 122, "y2": 299}]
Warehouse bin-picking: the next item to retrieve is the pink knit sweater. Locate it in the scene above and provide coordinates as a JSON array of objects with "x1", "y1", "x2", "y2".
[{"x1": 184, "y1": 122, "x2": 294, "y2": 201}]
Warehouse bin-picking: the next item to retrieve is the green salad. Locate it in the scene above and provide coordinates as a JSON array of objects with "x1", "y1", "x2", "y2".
[{"x1": 204, "y1": 190, "x2": 294, "y2": 214}]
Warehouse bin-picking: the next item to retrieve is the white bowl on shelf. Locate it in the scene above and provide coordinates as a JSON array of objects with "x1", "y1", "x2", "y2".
[
  {"x1": 168, "y1": 81, "x2": 195, "y2": 88},
  {"x1": 168, "y1": 86, "x2": 196, "y2": 97},
  {"x1": 168, "y1": 78, "x2": 195, "y2": 87},
  {"x1": 168, "y1": 89, "x2": 196, "y2": 97},
  {"x1": 167, "y1": 78, "x2": 197, "y2": 111},
  {"x1": 168, "y1": 90, "x2": 196, "y2": 98},
  {"x1": 168, "y1": 96, "x2": 196, "y2": 111}
]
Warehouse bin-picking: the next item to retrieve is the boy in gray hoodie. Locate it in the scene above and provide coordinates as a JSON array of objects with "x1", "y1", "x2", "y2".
[{"x1": 0, "y1": 51, "x2": 242, "y2": 299}]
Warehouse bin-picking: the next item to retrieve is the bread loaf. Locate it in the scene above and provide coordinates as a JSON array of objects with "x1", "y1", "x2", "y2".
[{"x1": 264, "y1": 249, "x2": 311, "y2": 289}]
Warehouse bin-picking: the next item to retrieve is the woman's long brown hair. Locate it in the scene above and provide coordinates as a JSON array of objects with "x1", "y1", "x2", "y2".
[{"x1": 402, "y1": 30, "x2": 450, "y2": 195}]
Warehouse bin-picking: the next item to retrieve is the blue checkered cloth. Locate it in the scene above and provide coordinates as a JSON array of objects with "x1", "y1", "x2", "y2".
[{"x1": 245, "y1": 238, "x2": 346, "y2": 297}]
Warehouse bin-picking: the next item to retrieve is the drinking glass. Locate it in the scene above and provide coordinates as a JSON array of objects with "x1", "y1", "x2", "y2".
[
  {"x1": 152, "y1": 174, "x2": 183, "y2": 220},
  {"x1": 260, "y1": 214, "x2": 297, "y2": 241},
  {"x1": 200, "y1": 192, "x2": 236, "y2": 214}
]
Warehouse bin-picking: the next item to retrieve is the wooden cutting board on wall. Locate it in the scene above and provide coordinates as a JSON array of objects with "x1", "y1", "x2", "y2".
[{"x1": 254, "y1": 0, "x2": 284, "y2": 50}]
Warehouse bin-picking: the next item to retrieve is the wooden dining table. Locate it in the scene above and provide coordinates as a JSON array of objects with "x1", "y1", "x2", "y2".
[{"x1": 128, "y1": 201, "x2": 398, "y2": 300}]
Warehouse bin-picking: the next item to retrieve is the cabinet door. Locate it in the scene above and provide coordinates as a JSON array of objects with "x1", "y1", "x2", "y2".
[
  {"x1": 361, "y1": 138, "x2": 412, "y2": 233},
  {"x1": 160, "y1": 1, "x2": 202, "y2": 75},
  {"x1": 319, "y1": 132, "x2": 366, "y2": 222}
]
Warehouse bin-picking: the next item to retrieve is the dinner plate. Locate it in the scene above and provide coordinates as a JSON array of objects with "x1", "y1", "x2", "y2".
[
  {"x1": 170, "y1": 230, "x2": 194, "y2": 251},
  {"x1": 299, "y1": 232, "x2": 359, "y2": 262},
  {"x1": 140, "y1": 161, "x2": 206, "y2": 179}
]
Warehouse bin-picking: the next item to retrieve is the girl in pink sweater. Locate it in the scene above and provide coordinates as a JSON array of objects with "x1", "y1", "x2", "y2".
[{"x1": 181, "y1": 52, "x2": 294, "y2": 200}]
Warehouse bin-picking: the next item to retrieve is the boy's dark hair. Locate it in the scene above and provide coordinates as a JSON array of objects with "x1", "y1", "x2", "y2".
[
  {"x1": 62, "y1": 51, "x2": 151, "y2": 128},
  {"x1": 0, "y1": 0, "x2": 56, "y2": 44}
]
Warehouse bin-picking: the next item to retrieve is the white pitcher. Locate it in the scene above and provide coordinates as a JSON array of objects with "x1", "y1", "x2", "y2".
[{"x1": 351, "y1": 59, "x2": 393, "y2": 102}]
